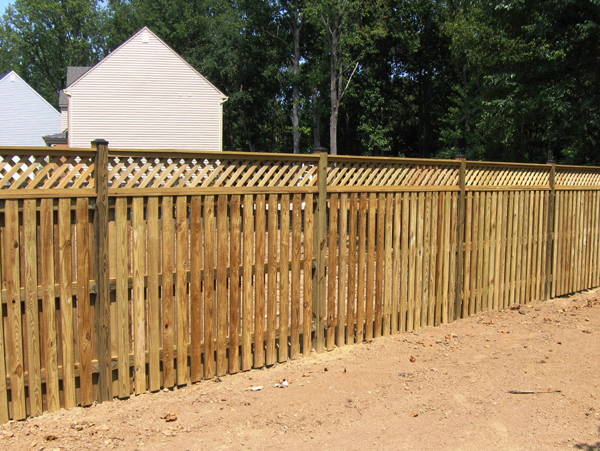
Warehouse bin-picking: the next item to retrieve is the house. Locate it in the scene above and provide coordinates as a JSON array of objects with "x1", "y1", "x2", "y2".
[
  {"x1": 55, "y1": 27, "x2": 228, "y2": 150},
  {"x1": 0, "y1": 71, "x2": 61, "y2": 146}
]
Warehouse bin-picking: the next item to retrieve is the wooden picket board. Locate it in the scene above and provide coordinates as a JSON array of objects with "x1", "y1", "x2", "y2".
[
  {"x1": 58, "y1": 198, "x2": 76, "y2": 410},
  {"x1": 279, "y1": 194, "x2": 290, "y2": 362},
  {"x1": 356, "y1": 193, "x2": 367, "y2": 340},
  {"x1": 241, "y1": 195, "x2": 254, "y2": 370},
  {"x1": 147, "y1": 197, "x2": 161, "y2": 390},
  {"x1": 428, "y1": 193, "x2": 439, "y2": 325},
  {"x1": 23, "y1": 200, "x2": 42, "y2": 416},
  {"x1": 400, "y1": 193, "x2": 409, "y2": 331},
  {"x1": 302, "y1": 194, "x2": 313, "y2": 356},
  {"x1": 414, "y1": 192, "x2": 424, "y2": 329},
  {"x1": 421, "y1": 192, "x2": 431, "y2": 327},
  {"x1": 391, "y1": 193, "x2": 402, "y2": 332},
  {"x1": 383, "y1": 194, "x2": 393, "y2": 334},
  {"x1": 254, "y1": 195, "x2": 266, "y2": 367},
  {"x1": 347, "y1": 193, "x2": 358, "y2": 342},
  {"x1": 229, "y1": 195, "x2": 242, "y2": 372},
  {"x1": 132, "y1": 197, "x2": 146, "y2": 394},
  {"x1": 114, "y1": 198, "x2": 130, "y2": 397},
  {"x1": 407, "y1": 192, "x2": 417, "y2": 331},
  {"x1": 40, "y1": 199, "x2": 59, "y2": 412},
  {"x1": 162, "y1": 197, "x2": 176, "y2": 386},
  {"x1": 204, "y1": 196, "x2": 216, "y2": 377},
  {"x1": 291, "y1": 194, "x2": 302, "y2": 357},
  {"x1": 337, "y1": 193, "x2": 348, "y2": 345},
  {"x1": 76, "y1": 198, "x2": 93, "y2": 405},
  {"x1": 177, "y1": 196, "x2": 190, "y2": 383},
  {"x1": 217, "y1": 195, "x2": 229, "y2": 376},
  {"x1": 266, "y1": 194, "x2": 277, "y2": 365},
  {"x1": 374, "y1": 193, "x2": 385, "y2": 337},
  {"x1": 365, "y1": 193, "x2": 376, "y2": 339},
  {"x1": 327, "y1": 193, "x2": 338, "y2": 348}
]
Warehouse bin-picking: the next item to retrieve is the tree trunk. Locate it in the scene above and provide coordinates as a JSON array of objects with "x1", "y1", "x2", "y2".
[
  {"x1": 292, "y1": 8, "x2": 301, "y2": 154},
  {"x1": 312, "y1": 87, "x2": 321, "y2": 149}
]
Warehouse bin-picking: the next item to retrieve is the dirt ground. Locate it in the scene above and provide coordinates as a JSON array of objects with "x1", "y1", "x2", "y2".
[{"x1": 2, "y1": 290, "x2": 600, "y2": 451}]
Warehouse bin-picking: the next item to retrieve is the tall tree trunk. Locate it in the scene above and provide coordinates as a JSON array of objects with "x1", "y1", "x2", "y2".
[
  {"x1": 312, "y1": 87, "x2": 321, "y2": 148},
  {"x1": 292, "y1": 8, "x2": 301, "y2": 154},
  {"x1": 329, "y1": 12, "x2": 342, "y2": 155}
]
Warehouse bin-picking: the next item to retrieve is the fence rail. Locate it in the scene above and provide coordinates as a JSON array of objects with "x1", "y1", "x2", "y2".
[{"x1": 0, "y1": 144, "x2": 598, "y2": 422}]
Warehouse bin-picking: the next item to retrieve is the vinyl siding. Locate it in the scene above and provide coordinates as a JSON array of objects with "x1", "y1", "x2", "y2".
[
  {"x1": 66, "y1": 29, "x2": 226, "y2": 150},
  {"x1": 0, "y1": 72, "x2": 61, "y2": 146}
]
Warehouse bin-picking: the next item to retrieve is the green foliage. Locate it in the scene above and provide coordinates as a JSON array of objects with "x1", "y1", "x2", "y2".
[
  {"x1": 2, "y1": 0, "x2": 600, "y2": 164},
  {"x1": 0, "y1": 0, "x2": 108, "y2": 106}
]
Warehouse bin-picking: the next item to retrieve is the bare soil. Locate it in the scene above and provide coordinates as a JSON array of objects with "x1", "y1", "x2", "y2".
[{"x1": 2, "y1": 290, "x2": 600, "y2": 451}]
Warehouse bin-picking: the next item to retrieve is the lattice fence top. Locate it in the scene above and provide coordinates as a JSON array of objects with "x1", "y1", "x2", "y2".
[
  {"x1": 556, "y1": 166, "x2": 600, "y2": 187},
  {"x1": 0, "y1": 153, "x2": 95, "y2": 190},
  {"x1": 466, "y1": 164, "x2": 550, "y2": 187},
  {"x1": 107, "y1": 155, "x2": 318, "y2": 189},
  {"x1": 327, "y1": 159, "x2": 460, "y2": 187}
]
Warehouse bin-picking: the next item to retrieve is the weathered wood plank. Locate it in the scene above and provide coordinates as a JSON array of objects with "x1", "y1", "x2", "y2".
[
  {"x1": 162, "y1": 197, "x2": 175, "y2": 386},
  {"x1": 229, "y1": 195, "x2": 241, "y2": 372},
  {"x1": 279, "y1": 194, "x2": 290, "y2": 362},
  {"x1": 115, "y1": 198, "x2": 130, "y2": 397},
  {"x1": 23, "y1": 200, "x2": 42, "y2": 416},
  {"x1": 132, "y1": 197, "x2": 146, "y2": 394},
  {"x1": 290, "y1": 194, "x2": 301, "y2": 358},
  {"x1": 266, "y1": 194, "x2": 278, "y2": 364},
  {"x1": 40, "y1": 199, "x2": 59, "y2": 412},
  {"x1": 203, "y1": 196, "x2": 216, "y2": 377},
  {"x1": 254, "y1": 195, "x2": 266, "y2": 367},
  {"x1": 76, "y1": 198, "x2": 93, "y2": 405},
  {"x1": 147, "y1": 197, "x2": 160, "y2": 391},
  {"x1": 58, "y1": 198, "x2": 75, "y2": 410},
  {"x1": 242, "y1": 195, "x2": 254, "y2": 370},
  {"x1": 176, "y1": 196, "x2": 189, "y2": 384}
]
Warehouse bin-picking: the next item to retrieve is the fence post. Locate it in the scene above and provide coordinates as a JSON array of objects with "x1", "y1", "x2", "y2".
[
  {"x1": 545, "y1": 160, "x2": 556, "y2": 300},
  {"x1": 92, "y1": 139, "x2": 112, "y2": 403},
  {"x1": 455, "y1": 155, "x2": 467, "y2": 319},
  {"x1": 314, "y1": 148, "x2": 328, "y2": 353}
]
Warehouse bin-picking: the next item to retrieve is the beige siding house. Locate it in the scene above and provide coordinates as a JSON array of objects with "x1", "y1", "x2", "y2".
[{"x1": 63, "y1": 27, "x2": 227, "y2": 150}]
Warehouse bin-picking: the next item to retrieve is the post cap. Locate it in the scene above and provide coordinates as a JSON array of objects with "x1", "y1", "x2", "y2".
[
  {"x1": 456, "y1": 154, "x2": 466, "y2": 159},
  {"x1": 314, "y1": 146, "x2": 328, "y2": 153},
  {"x1": 547, "y1": 159, "x2": 555, "y2": 164},
  {"x1": 91, "y1": 139, "x2": 109, "y2": 145}
]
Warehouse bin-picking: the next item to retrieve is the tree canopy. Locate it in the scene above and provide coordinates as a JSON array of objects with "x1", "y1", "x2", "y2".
[{"x1": 2, "y1": 0, "x2": 600, "y2": 164}]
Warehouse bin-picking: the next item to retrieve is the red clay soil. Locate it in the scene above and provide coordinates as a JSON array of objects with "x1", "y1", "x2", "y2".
[{"x1": 1, "y1": 289, "x2": 599, "y2": 451}]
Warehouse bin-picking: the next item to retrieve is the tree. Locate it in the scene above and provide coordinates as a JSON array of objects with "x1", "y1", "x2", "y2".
[
  {"x1": 306, "y1": 0, "x2": 386, "y2": 155},
  {"x1": 0, "y1": 0, "x2": 108, "y2": 106}
]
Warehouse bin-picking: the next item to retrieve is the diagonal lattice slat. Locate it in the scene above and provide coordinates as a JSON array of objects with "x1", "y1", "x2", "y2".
[
  {"x1": 0, "y1": 154, "x2": 95, "y2": 190},
  {"x1": 107, "y1": 156, "x2": 318, "y2": 189},
  {"x1": 326, "y1": 161, "x2": 460, "y2": 187},
  {"x1": 466, "y1": 165, "x2": 550, "y2": 187},
  {"x1": 556, "y1": 167, "x2": 600, "y2": 187}
]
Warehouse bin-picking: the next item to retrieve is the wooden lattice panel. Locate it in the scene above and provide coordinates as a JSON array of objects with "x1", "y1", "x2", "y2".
[
  {"x1": 0, "y1": 154, "x2": 95, "y2": 190},
  {"x1": 466, "y1": 164, "x2": 549, "y2": 187},
  {"x1": 555, "y1": 167, "x2": 600, "y2": 187},
  {"x1": 327, "y1": 161, "x2": 459, "y2": 187},
  {"x1": 108, "y1": 156, "x2": 318, "y2": 189}
]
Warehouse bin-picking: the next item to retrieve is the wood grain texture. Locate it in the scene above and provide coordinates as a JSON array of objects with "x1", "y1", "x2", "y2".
[
  {"x1": 58, "y1": 198, "x2": 75, "y2": 410},
  {"x1": 23, "y1": 200, "x2": 42, "y2": 416},
  {"x1": 176, "y1": 196, "x2": 190, "y2": 384}
]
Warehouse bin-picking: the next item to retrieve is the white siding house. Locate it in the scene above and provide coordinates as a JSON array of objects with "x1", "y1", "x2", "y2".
[
  {"x1": 64, "y1": 27, "x2": 228, "y2": 150},
  {"x1": 0, "y1": 71, "x2": 61, "y2": 146}
]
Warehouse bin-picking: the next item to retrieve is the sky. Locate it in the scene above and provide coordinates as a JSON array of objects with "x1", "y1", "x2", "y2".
[{"x1": 0, "y1": 0, "x2": 11, "y2": 15}]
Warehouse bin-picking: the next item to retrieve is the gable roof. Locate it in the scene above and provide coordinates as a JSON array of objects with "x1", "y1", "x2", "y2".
[
  {"x1": 58, "y1": 66, "x2": 91, "y2": 107},
  {"x1": 65, "y1": 26, "x2": 227, "y2": 100},
  {"x1": 0, "y1": 70, "x2": 59, "y2": 112}
]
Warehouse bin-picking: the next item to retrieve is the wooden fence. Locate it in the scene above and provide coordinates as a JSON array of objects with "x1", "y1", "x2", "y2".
[{"x1": 0, "y1": 143, "x2": 599, "y2": 422}]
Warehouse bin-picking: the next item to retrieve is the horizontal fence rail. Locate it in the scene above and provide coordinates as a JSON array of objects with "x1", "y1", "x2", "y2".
[{"x1": 0, "y1": 144, "x2": 599, "y2": 422}]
